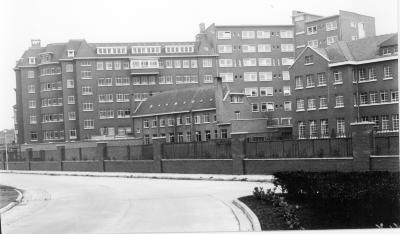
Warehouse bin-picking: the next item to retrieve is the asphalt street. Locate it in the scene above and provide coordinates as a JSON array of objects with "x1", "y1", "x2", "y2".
[{"x1": 0, "y1": 173, "x2": 269, "y2": 234}]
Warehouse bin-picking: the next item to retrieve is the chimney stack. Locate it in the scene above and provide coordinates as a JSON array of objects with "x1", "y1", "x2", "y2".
[
  {"x1": 214, "y1": 76, "x2": 224, "y2": 123},
  {"x1": 31, "y1": 39, "x2": 41, "y2": 48},
  {"x1": 199, "y1": 23, "x2": 205, "y2": 33}
]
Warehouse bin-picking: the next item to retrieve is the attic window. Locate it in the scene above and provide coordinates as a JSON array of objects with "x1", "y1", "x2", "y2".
[
  {"x1": 28, "y1": 57, "x2": 36, "y2": 65},
  {"x1": 191, "y1": 100, "x2": 195, "y2": 103},
  {"x1": 174, "y1": 102, "x2": 178, "y2": 105},
  {"x1": 67, "y1": 50, "x2": 75, "y2": 58}
]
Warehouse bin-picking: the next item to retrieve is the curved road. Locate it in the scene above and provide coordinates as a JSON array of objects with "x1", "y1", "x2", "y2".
[{"x1": 0, "y1": 173, "x2": 267, "y2": 234}]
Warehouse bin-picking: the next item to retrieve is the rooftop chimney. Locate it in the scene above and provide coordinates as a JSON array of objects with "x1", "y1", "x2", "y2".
[
  {"x1": 31, "y1": 39, "x2": 41, "y2": 48},
  {"x1": 199, "y1": 23, "x2": 205, "y2": 33},
  {"x1": 214, "y1": 76, "x2": 224, "y2": 123}
]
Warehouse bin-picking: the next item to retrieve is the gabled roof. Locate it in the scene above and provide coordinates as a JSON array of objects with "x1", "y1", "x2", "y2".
[
  {"x1": 289, "y1": 46, "x2": 330, "y2": 69},
  {"x1": 379, "y1": 34, "x2": 398, "y2": 47},
  {"x1": 133, "y1": 86, "x2": 216, "y2": 117}
]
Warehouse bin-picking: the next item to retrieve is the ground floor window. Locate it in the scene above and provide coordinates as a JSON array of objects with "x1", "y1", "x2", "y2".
[
  {"x1": 298, "y1": 121, "x2": 305, "y2": 139},
  {"x1": 221, "y1": 129, "x2": 228, "y2": 139},
  {"x1": 337, "y1": 118, "x2": 345, "y2": 137}
]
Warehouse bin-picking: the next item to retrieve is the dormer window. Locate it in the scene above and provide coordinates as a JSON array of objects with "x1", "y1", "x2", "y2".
[
  {"x1": 67, "y1": 50, "x2": 75, "y2": 58},
  {"x1": 41, "y1": 54, "x2": 51, "y2": 63},
  {"x1": 28, "y1": 57, "x2": 36, "y2": 65},
  {"x1": 382, "y1": 47, "x2": 392, "y2": 55},
  {"x1": 230, "y1": 95, "x2": 243, "y2": 103}
]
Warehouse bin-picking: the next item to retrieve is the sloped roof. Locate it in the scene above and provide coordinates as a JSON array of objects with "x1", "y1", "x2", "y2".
[
  {"x1": 379, "y1": 34, "x2": 398, "y2": 47},
  {"x1": 133, "y1": 86, "x2": 216, "y2": 117},
  {"x1": 326, "y1": 33, "x2": 397, "y2": 63}
]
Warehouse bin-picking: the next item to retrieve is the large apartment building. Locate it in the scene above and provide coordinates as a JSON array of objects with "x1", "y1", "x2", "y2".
[
  {"x1": 290, "y1": 33, "x2": 398, "y2": 139},
  {"x1": 14, "y1": 9, "x2": 378, "y2": 144}
]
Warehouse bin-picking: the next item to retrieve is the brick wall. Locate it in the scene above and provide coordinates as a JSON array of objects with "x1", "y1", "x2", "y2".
[
  {"x1": 62, "y1": 161, "x2": 99, "y2": 172},
  {"x1": 105, "y1": 160, "x2": 154, "y2": 173},
  {"x1": 370, "y1": 156, "x2": 400, "y2": 172},
  {"x1": 30, "y1": 161, "x2": 61, "y2": 171},
  {"x1": 161, "y1": 159, "x2": 233, "y2": 174}
]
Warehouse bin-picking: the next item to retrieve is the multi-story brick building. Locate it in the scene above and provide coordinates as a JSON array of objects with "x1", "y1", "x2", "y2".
[
  {"x1": 292, "y1": 10, "x2": 376, "y2": 55},
  {"x1": 14, "y1": 9, "x2": 378, "y2": 144},
  {"x1": 290, "y1": 33, "x2": 398, "y2": 139}
]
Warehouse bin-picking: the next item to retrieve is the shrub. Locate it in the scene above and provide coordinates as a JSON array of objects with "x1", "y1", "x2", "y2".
[{"x1": 273, "y1": 171, "x2": 400, "y2": 226}]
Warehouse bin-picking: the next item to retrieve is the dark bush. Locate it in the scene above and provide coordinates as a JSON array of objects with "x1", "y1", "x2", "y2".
[{"x1": 273, "y1": 171, "x2": 400, "y2": 226}]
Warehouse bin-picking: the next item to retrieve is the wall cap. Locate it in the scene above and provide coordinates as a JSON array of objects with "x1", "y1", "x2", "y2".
[
  {"x1": 350, "y1": 121, "x2": 375, "y2": 126},
  {"x1": 230, "y1": 132, "x2": 249, "y2": 135}
]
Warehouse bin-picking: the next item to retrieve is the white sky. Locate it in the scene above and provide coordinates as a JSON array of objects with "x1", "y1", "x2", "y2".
[{"x1": 0, "y1": 0, "x2": 398, "y2": 130}]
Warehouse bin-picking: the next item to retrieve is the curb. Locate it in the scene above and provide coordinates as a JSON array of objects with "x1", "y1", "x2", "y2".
[
  {"x1": 0, "y1": 188, "x2": 23, "y2": 214},
  {"x1": 0, "y1": 170, "x2": 274, "y2": 183},
  {"x1": 232, "y1": 199, "x2": 262, "y2": 232}
]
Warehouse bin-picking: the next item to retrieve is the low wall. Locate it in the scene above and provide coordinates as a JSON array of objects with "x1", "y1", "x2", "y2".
[
  {"x1": 162, "y1": 159, "x2": 233, "y2": 174},
  {"x1": 370, "y1": 156, "x2": 400, "y2": 172},
  {"x1": 62, "y1": 161, "x2": 99, "y2": 172},
  {"x1": 8, "y1": 162, "x2": 29, "y2": 170},
  {"x1": 30, "y1": 161, "x2": 61, "y2": 171},
  {"x1": 244, "y1": 158, "x2": 354, "y2": 175},
  {"x1": 105, "y1": 160, "x2": 154, "y2": 173}
]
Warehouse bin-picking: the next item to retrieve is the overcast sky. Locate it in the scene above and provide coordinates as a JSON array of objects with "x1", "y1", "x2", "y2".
[{"x1": 0, "y1": 0, "x2": 398, "y2": 131}]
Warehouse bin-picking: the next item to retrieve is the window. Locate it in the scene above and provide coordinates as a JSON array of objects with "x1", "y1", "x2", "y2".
[
  {"x1": 252, "y1": 103, "x2": 259, "y2": 112},
  {"x1": 66, "y1": 64, "x2": 73, "y2": 72},
  {"x1": 258, "y1": 58, "x2": 272, "y2": 66},
  {"x1": 195, "y1": 131, "x2": 202, "y2": 142},
  {"x1": 337, "y1": 118, "x2": 345, "y2": 137},
  {"x1": 105, "y1": 61, "x2": 113, "y2": 70},
  {"x1": 381, "y1": 90, "x2": 389, "y2": 103},
  {"x1": 28, "y1": 57, "x2": 36, "y2": 64},
  {"x1": 81, "y1": 71, "x2": 92, "y2": 79},
  {"x1": 259, "y1": 72, "x2": 272, "y2": 81},
  {"x1": 67, "y1": 50, "x2": 75, "y2": 57},
  {"x1": 203, "y1": 113, "x2": 210, "y2": 123},
  {"x1": 186, "y1": 132, "x2": 192, "y2": 142},
  {"x1": 307, "y1": 40, "x2": 318, "y2": 48},
  {"x1": 280, "y1": 30, "x2": 293, "y2": 38},
  {"x1": 117, "y1": 109, "x2": 130, "y2": 118},
  {"x1": 257, "y1": 30, "x2": 271, "y2": 38},
  {"x1": 68, "y1": 112, "x2": 76, "y2": 120},
  {"x1": 245, "y1": 88, "x2": 258, "y2": 97},
  {"x1": 262, "y1": 102, "x2": 274, "y2": 112},
  {"x1": 82, "y1": 86, "x2": 93, "y2": 95},
  {"x1": 30, "y1": 131, "x2": 38, "y2": 141},
  {"x1": 308, "y1": 98, "x2": 316, "y2": 110},
  {"x1": 190, "y1": 60, "x2": 197, "y2": 68},
  {"x1": 358, "y1": 68, "x2": 367, "y2": 81},
  {"x1": 230, "y1": 95, "x2": 243, "y2": 103},
  {"x1": 393, "y1": 114, "x2": 399, "y2": 130},
  {"x1": 234, "y1": 111, "x2": 240, "y2": 119},
  {"x1": 384, "y1": 66, "x2": 393, "y2": 79},
  {"x1": 381, "y1": 115, "x2": 389, "y2": 131},
  {"x1": 321, "y1": 120, "x2": 329, "y2": 138},
  {"x1": 243, "y1": 58, "x2": 257, "y2": 66},
  {"x1": 326, "y1": 21, "x2": 338, "y2": 31},
  {"x1": 69, "y1": 129, "x2": 77, "y2": 139},
  {"x1": 218, "y1": 45, "x2": 233, "y2": 53},
  {"x1": 29, "y1": 115, "x2": 36, "y2": 124},
  {"x1": 221, "y1": 129, "x2": 228, "y2": 139},
  {"x1": 80, "y1": 61, "x2": 91, "y2": 66},
  {"x1": 194, "y1": 115, "x2": 201, "y2": 124},
  {"x1": 217, "y1": 31, "x2": 231, "y2": 39},
  {"x1": 82, "y1": 102, "x2": 93, "y2": 111},
  {"x1": 327, "y1": 36, "x2": 338, "y2": 45},
  {"x1": 159, "y1": 119, "x2": 165, "y2": 127},
  {"x1": 284, "y1": 101, "x2": 292, "y2": 111},
  {"x1": 27, "y1": 71, "x2": 35, "y2": 79},
  {"x1": 298, "y1": 122, "x2": 306, "y2": 139},
  {"x1": 282, "y1": 58, "x2": 294, "y2": 66},
  {"x1": 257, "y1": 44, "x2": 271, "y2": 52},
  {"x1": 335, "y1": 96, "x2": 344, "y2": 108},
  {"x1": 283, "y1": 86, "x2": 291, "y2": 96},
  {"x1": 282, "y1": 71, "x2": 290, "y2": 80},
  {"x1": 115, "y1": 77, "x2": 130, "y2": 86},
  {"x1": 242, "y1": 44, "x2": 257, "y2": 53},
  {"x1": 281, "y1": 44, "x2": 294, "y2": 52},
  {"x1": 67, "y1": 80, "x2": 74, "y2": 88},
  {"x1": 370, "y1": 92, "x2": 378, "y2": 104},
  {"x1": 260, "y1": 87, "x2": 273, "y2": 96},
  {"x1": 113, "y1": 61, "x2": 121, "y2": 70},
  {"x1": 244, "y1": 72, "x2": 257, "y2": 81},
  {"x1": 391, "y1": 91, "x2": 399, "y2": 102},
  {"x1": 185, "y1": 116, "x2": 191, "y2": 125},
  {"x1": 98, "y1": 94, "x2": 113, "y2": 103},
  {"x1": 305, "y1": 55, "x2": 313, "y2": 64},
  {"x1": 368, "y1": 68, "x2": 377, "y2": 80},
  {"x1": 309, "y1": 120, "x2": 317, "y2": 138},
  {"x1": 203, "y1": 75, "x2": 213, "y2": 83},
  {"x1": 116, "y1": 93, "x2": 130, "y2": 102},
  {"x1": 352, "y1": 36, "x2": 358, "y2": 41},
  {"x1": 203, "y1": 59, "x2": 212, "y2": 67},
  {"x1": 98, "y1": 78, "x2": 113, "y2": 86},
  {"x1": 159, "y1": 76, "x2": 173, "y2": 84},
  {"x1": 307, "y1": 26, "x2": 317, "y2": 35},
  {"x1": 295, "y1": 76, "x2": 303, "y2": 89},
  {"x1": 164, "y1": 60, "x2": 173, "y2": 68},
  {"x1": 296, "y1": 99, "x2": 305, "y2": 111},
  {"x1": 242, "y1": 31, "x2": 255, "y2": 39},
  {"x1": 306, "y1": 74, "x2": 315, "y2": 87},
  {"x1": 220, "y1": 73, "x2": 233, "y2": 82},
  {"x1": 28, "y1": 85, "x2": 35, "y2": 93},
  {"x1": 83, "y1": 120, "x2": 95, "y2": 129},
  {"x1": 28, "y1": 100, "x2": 36, "y2": 108},
  {"x1": 360, "y1": 93, "x2": 368, "y2": 105},
  {"x1": 143, "y1": 120, "x2": 149, "y2": 128},
  {"x1": 333, "y1": 71, "x2": 342, "y2": 83},
  {"x1": 174, "y1": 60, "x2": 181, "y2": 68},
  {"x1": 151, "y1": 119, "x2": 157, "y2": 128},
  {"x1": 317, "y1": 73, "x2": 326, "y2": 86},
  {"x1": 219, "y1": 59, "x2": 233, "y2": 67},
  {"x1": 182, "y1": 60, "x2": 190, "y2": 68},
  {"x1": 96, "y1": 62, "x2": 104, "y2": 70}
]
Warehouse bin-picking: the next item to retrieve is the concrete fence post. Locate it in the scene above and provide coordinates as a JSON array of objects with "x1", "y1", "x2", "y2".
[
  {"x1": 231, "y1": 132, "x2": 248, "y2": 175},
  {"x1": 350, "y1": 122, "x2": 375, "y2": 172},
  {"x1": 97, "y1": 142, "x2": 107, "y2": 172},
  {"x1": 152, "y1": 137, "x2": 166, "y2": 173},
  {"x1": 26, "y1": 148, "x2": 33, "y2": 171},
  {"x1": 56, "y1": 145, "x2": 65, "y2": 171}
]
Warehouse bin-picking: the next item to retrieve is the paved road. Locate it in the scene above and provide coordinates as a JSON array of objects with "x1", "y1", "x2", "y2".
[{"x1": 0, "y1": 173, "x2": 268, "y2": 234}]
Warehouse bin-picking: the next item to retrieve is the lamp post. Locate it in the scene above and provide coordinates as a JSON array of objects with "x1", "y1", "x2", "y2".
[{"x1": 2, "y1": 131, "x2": 8, "y2": 170}]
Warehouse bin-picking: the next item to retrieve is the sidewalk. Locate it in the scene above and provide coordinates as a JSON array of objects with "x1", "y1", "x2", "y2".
[{"x1": 0, "y1": 170, "x2": 273, "y2": 182}]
